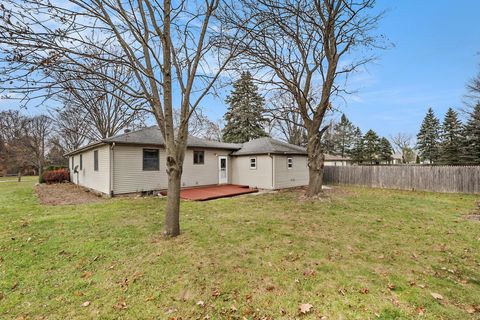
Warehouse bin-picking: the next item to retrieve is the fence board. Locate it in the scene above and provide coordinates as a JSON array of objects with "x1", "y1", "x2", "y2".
[{"x1": 323, "y1": 165, "x2": 480, "y2": 194}]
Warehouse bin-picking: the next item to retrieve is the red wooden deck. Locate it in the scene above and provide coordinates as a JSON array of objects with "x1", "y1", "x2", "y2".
[{"x1": 162, "y1": 184, "x2": 258, "y2": 201}]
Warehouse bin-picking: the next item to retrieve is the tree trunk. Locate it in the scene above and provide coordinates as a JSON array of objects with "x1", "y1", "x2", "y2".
[
  {"x1": 306, "y1": 130, "x2": 325, "y2": 196},
  {"x1": 163, "y1": 156, "x2": 182, "y2": 237}
]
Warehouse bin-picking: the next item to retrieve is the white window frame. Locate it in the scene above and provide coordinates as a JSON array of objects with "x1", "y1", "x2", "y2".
[
  {"x1": 249, "y1": 157, "x2": 257, "y2": 169},
  {"x1": 287, "y1": 157, "x2": 293, "y2": 169}
]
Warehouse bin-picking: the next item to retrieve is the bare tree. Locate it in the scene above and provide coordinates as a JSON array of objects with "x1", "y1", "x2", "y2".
[
  {"x1": 0, "y1": 110, "x2": 31, "y2": 181},
  {"x1": 221, "y1": 0, "x2": 386, "y2": 195},
  {"x1": 1, "y1": 0, "x2": 241, "y2": 237},
  {"x1": 390, "y1": 133, "x2": 413, "y2": 164},
  {"x1": 53, "y1": 54, "x2": 147, "y2": 140},
  {"x1": 51, "y1": 104, "x2": 91, "y2": 152},
  {"x1": 267, "y1": 92, "x2": 307, "y2": 146},
  {"x1": 174, "y1": 108, "x2": 222, "y2": 140},
  {"x1": 26, "y1": 115, "x2": 53, "y2": 177}
]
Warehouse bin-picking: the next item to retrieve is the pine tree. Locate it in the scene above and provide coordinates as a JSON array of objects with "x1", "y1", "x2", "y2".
[
  {"x1": 332, "y1": 114, "x2": 356, "y2": 157},
  {"x1": 350, "y1": 127, "x2": 364, "y2": 163},
  {"x1": 222, "y1": 72, "x2": 268, "y2": 143},
  {"x1": 363, "y1": 129, "x2": 380, "y2": 163},
  {"x1": 416, "y1": 108, "x2": 441, "y2": 163},
  {"x1": 439, "y1": 108, "x2": 462, "y2": 164},
  {"x1": 462, "y1": 103, "x2": 480, "y2": 164},
  {"x1": 378, "y1": 137, "x2": 393, "y2": 163}
]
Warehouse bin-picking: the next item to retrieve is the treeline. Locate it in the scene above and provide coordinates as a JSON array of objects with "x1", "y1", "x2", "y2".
[
  {"x1": 322, "y1": 114, "x2": 394, "y2": 164},
  {"x1": 416, "y1": 105, "x2": 480, "y2": 164}
]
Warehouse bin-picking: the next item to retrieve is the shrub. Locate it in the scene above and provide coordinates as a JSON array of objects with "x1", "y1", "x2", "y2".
[
  {"x1": 40, "y1": 165, "x2": 68, "y2": 183},
  {"x1": 43, "y1": 169, "x2": 70, "y2": 184}
]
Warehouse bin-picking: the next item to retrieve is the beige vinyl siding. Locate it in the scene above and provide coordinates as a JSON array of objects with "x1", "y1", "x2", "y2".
[
  {"x1": 182, "y1": 149, "x2": 231, "y2": 187},
  {"x1": 113, "y1": 145, "x2": 165, "y2": 194},
  {"x1": 273, "y1": 155, "x2": 308, "y2": 189},
  {"x1": 112, "y1": 145, "x2": 232, "y2": 195},
  {"x1": 70, "y1": 145, "x2": 111, "y2": 194},
  {"x1": 231, "y1": 155, "x2": 273, "y2": 189}
]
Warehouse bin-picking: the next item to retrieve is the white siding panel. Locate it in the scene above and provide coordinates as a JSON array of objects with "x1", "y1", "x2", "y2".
[
  {"x1": 70, "y1": 145, "x2": 110, "y2": 194},
  {"x1": 231, "y1": 155, "x2": 273, "y2": 189},
  {"x1": 274, "y1": 155, "x2": 308, "y2": 189}
]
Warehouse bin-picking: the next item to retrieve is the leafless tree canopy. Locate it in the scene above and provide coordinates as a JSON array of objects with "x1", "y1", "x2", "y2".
[
  {"x1": 220, "y1": 0, "x2": 386, "y2": 195},
  {"x1": 0, "y1": 0, "x2": 242, "y2": 237}
]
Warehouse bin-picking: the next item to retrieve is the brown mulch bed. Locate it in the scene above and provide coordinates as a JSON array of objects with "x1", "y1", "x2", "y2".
[{"x1": 35, "y1": 183, "x2": 106, "y2": 206}]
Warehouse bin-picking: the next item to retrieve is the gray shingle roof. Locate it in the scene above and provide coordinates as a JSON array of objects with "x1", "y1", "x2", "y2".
[
  {"x1": 66, "y1": 126, "x2": 308, "y2": 156},
  {"x1": 103, "y1": 126, "x2": 242, "y2": 150},
  {"x1": 231, "y1": 137, "x2": 307, "y2": 155}
]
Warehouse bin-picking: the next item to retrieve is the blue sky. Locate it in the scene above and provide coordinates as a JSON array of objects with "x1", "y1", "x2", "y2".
[
  {"x1": 204, "y1": 0, "x2": 480, "y2": 138},
  {"x1": 2, "y1": 0, "x2": 479, "y2": 139}
]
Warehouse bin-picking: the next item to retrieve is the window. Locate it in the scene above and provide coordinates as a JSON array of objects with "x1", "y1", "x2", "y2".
[
  {"x1": 287, "y1": 157, "x2": 293, "y2": 169},
  {"x1": 80, "y1": 154, "x2": 83, "y2": 170},
  {"x1": 193, "y1": 150, "x2": 205, "y2": 165},
  {"x1": 71, "y1": 157, "x2": 74, "y2": 170},
  {"x1": 94, "y1": 150, "x2": 99, "y2": 171},
  {"x1": 250, "y1": 157, "x2": 257, "y2": 169},
  {"x1": 143, "y1": 149, "x2": 159, "y2": 171}
]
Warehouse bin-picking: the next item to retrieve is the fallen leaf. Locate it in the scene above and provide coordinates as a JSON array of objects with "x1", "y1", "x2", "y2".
[
  {"x1": 81, "y1": 271, "x2": 93, "y2": 279},
  {"x1": 266, "y1": 285, "x2": 275, "y2": 291},
  {"x1": 299, "y1": 303, "x2": 313, "y2": 314},
  {"x1": 416, "y1": 306, "x2": 425, "y2": 315},
  {"x1": 81, "y1": 301, "x2": 91, "y2": 307},
  {"x1": 360, "y1": 287, "x2": 369, "y2": 294},
  {"x1": 145, "y1": 295, "x2": 155, "y2": 302},
  {"x1": 230, "y1": 305, "x2": 237, "y2": 312},
  {"x1": 430, "y1": 292, "x2": 443, "y2": 300},
  {"x1": 196, "y1": 300, "x2": 205, "y2": 307},
  {"x1": 387, "y1": 284, "x2": 396, "y2": 291},
  {"x1": 165, "y1": 307, "x2": 177, "y2": 314},
  {"x1": 338, "y1": 288, "x2": 346, "y2": 296},
  {"x1": 113, "y1": 297, "x2": 127, "y2": 310},
  {"x1": 212, "y1": 288, "x2": 221, "y2": 297},
  {"x1": 465, "y1": 306, "x2": 476, "y2": 314}
]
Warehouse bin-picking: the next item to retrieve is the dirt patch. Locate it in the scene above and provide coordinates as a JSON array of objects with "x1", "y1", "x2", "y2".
[
  {"x1": 35, "y1": 183, "x2": 106, "y2": 206},
  {"x1": 464, "y1": 201, "x2": 480, "y2": 222},
  {"x1": 283, "y1": 185, "x2": 356, "y2": 202}
]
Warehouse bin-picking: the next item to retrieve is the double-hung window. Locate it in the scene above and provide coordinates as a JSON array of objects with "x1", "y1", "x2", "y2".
[
  {"x1": 143, "y1": 149, "x2": 159, "y2": 171},
  {"x1": 287, "y1": 157, "x2": 293, "y2": 169},
  {"x1": 250, "y1": 157, "x2": 257, "y2": 169},
  {"x1": 94, "y1": 150, "x2": 99, "y2": 171},
  {"x1": 193, "y1": 150, "x2": 205, "y2": 165}
]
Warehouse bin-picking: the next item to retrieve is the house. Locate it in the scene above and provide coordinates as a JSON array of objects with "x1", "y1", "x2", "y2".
[
  {"x1": 324, "y1": 154, "x2": 352, "y2": 166},
  {"x1": 65, "y1": 126, "x2": 309, "y2": 196}
]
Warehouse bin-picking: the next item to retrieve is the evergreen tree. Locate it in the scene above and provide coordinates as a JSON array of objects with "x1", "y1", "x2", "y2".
[
  {"x1": 378, "y1": 137, "x2": 393, "y2": 163},
  {"x1": 350, "y1": 127, "x2": 364, "y2": 163},
  {"x1": 416, "y1": 108, "x2": 441, "y2": 163},
  {"x1": 363, "y1": 129, "x2": 381, "y2": 163},
  {"x1": 222, "y1": 72, "x2": 268, "y2": 143},
  {"x1": 332, "y1": 114, "x2": 356, "y2": 157},
  {"x1": 439, "y1": 108, "x2": 462, "y2": 164},
  {"x1": 462, "y1": 103, "x2": 480, "y2": 164}
]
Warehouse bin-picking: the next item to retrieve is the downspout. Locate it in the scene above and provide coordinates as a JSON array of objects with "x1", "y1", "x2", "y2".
[
  {"x1": 109, "y1": 142, "x2": 115, "y2": 197},
  {"x1": 269, "y1": 153, "x2": 275, "y2": 189}
]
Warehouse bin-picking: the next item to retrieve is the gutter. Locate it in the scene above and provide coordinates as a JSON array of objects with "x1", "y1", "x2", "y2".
[
  {"x1": 109, "y1": 142, "x2": 115, "y2": 197},
  {"x1": 269, "y1": 153, "x2": 275, "y2": 189}
]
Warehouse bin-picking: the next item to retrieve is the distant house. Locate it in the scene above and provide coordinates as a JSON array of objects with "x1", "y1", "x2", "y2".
[
  {"x1": 65, "y1": 126, "x2": 311, "y2": 196},
  {"x1": 324, "y1": 154, "x2": 353, "y2": 166}
]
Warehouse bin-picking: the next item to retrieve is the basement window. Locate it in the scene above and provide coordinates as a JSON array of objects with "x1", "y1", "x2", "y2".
[
  {"x1": 287, "y1": 157, "x2": 293, "y2": 169},
  {"x1": 193, "y1": 150, "x2": 205, "y2": 165},
  {"x1": 250, "y1": 157, "x2": 257, "y2": 169},
  {"x1": 143, "y1": 149, "x2": 159, "y2": 171}
]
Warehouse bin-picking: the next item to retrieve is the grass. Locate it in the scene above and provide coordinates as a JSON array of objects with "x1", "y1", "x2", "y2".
[{"x1": 0, "y1": 179, "x2": 479, "y2": 319}]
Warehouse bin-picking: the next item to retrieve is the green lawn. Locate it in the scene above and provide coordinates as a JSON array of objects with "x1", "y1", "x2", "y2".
[{"x1": 0, "y1": 180, "x2": 479, "y2": 319}]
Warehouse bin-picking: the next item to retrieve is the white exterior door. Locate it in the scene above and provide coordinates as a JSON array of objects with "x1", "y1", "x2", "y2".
[{"x1": 218, "y1": 156, "x2": 228, "y2": 184}]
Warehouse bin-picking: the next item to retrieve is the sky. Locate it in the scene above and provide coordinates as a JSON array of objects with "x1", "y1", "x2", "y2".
[{"x1": 2, "y1": 0, "x2": 480, "y2": 139}]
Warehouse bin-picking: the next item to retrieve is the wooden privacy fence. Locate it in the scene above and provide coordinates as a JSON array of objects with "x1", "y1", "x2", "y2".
[{"x1": 323, "y1": 165, "x2": 480, "y2": 194}]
